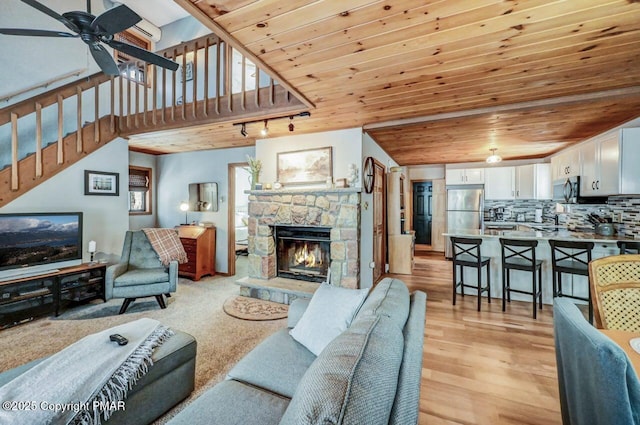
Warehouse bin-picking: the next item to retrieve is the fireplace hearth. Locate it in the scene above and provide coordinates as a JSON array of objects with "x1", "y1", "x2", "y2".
[{"x1": 274, "y1": 226, "x2": 330, "y2": 283}]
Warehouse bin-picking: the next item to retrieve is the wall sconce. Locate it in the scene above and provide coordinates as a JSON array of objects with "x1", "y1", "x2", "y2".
[
  {"x1": 486, "y1": 148, "x2": 502, "y2": 164},
  {"x1": 179, "y1": 201, "x2": 189, "y2": 225}
]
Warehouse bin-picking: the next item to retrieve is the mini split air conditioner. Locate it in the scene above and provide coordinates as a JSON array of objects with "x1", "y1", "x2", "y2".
[{"x1": 130, "y1": 18, "x2": 162, "y2": 43}]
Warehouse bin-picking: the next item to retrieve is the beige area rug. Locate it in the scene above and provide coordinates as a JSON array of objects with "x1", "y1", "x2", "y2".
[
  {"x1": 223, "y1": 295, "x2": 289, "y2": 321},
  {"x1": 0, "y1": 272, "x2": 286, "y2": 424}
]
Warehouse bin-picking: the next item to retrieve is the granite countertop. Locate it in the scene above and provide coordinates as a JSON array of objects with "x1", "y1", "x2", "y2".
[{"x1": 444, "y1": 228, "x2": 634, "y2": 243}]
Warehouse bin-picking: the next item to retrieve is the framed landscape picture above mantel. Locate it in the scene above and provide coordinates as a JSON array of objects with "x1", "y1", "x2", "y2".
[
  {"x1": 277, "y1": 147, "x2": 333, "y2": 185},
  {"x1": 84, "y1": 170, "x2": 119, "y2": 196}
]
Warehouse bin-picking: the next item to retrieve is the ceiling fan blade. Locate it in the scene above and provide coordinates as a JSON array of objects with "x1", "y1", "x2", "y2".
[
  {"x1": 0, "y1": 28, "x2": 77, "y2": 37},
  {"x1": 107, "y1": 39, "x2": 179, "y2": 71},
  {"x1": 91, "y1": 4, "x2": 141, "y2": 36},
  {"x1": 20, "y1": 0, "x2": 80, "y2": 33},
  {"x1": 89, "y1": 43, "x2": 120, "y2": 76}
]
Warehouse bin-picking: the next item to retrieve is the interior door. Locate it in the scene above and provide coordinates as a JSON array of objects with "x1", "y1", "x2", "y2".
[
  {"x1": 373, "y1": 161, "x2": 386, "y2": 283},
  {"x1": 413, "y1": 182, "x2": 432, "y2": 244}
]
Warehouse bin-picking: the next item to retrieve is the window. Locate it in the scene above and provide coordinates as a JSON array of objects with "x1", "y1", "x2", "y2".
[
  {"x1": 129, "y1": 166, "x2": 152, "y2": 214},
  {"x1": 114, "y1": 30, "x2": 151, "y2": 84}
]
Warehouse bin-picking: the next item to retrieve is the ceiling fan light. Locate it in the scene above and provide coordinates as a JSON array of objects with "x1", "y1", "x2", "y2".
[{"x1": 486, "y1": 148, "x2": 502, "y2": 164}]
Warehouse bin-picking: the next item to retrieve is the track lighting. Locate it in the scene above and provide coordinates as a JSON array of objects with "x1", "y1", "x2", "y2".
[{"x1": 233, "y1": 111, "x2": 311, "y2": 137}]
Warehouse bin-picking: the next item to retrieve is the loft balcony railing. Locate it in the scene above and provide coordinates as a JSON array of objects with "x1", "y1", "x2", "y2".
[{"x1": 0, "y1": 32, "x2": 308, "y2": 207}]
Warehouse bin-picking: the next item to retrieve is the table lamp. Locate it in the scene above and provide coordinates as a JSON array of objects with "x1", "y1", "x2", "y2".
[
  {"x1": 180, "y1": 201, "x2": 189, "y2": 225},
  {"x1": 88, "y1": 240, "x2": 96, "y2": 264}
]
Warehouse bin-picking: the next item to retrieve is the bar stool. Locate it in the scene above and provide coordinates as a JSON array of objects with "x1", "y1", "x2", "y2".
[
  {"x1": 500, "y1": 238, "x2": 543, "y2": 319},
  {"x1": 451, "y1": 237, "x2": 491, "y2": 311},
  {"x1": 548, "y1": 239, "x2": 594, "y2": 323},
  {"x1": 618, "y1": 241, "x2": 640, "y2": 254}
]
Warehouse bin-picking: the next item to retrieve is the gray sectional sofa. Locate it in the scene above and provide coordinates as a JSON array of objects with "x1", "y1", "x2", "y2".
[{"x1": 168, "y1": 277, "x2": 427, "y2": 425}]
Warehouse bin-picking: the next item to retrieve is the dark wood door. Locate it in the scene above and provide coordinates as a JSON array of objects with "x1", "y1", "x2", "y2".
[
  {"x1": 373, "y1": 161, "x2": 386, "y2": 283},
  {"x1": 413, "y1": 182, "x2": 432, "y2": 244}
]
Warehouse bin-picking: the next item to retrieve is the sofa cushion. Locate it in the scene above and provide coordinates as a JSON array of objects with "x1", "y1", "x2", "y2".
[
  {"x1": 226, "y1": 328, "x2": 317, "y2": 398},
  {"x1": 389, "y1": 291, "x2": 427, "y2": 425},
  {"x1": 356, "y1": 277, "x2": 410, "y2": 330},
  {"x1": 114, "y1": 268, "x2": 169, "y2": 286},
  {"x1": 167, "y1": 380, "x2": 290, "y2": 425},
  {"x1": 280, "y1": 315, "x2": 404, "y2": 425},
  {"x1": 289, "y1": 283, "x2": 369, "y2": 356}
]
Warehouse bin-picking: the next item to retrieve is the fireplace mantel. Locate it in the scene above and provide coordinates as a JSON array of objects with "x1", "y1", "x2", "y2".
[{"x1": 246, "y1": 187, "x2": 361, "y2": 195}]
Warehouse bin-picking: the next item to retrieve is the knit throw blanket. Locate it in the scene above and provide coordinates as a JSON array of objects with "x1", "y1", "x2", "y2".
[
  {"x1": 0, "y1": 318, "x2": 174, "y2": 425},
  {"x1": 142, "y1": 228, "x2": 187, "y2": 266}
]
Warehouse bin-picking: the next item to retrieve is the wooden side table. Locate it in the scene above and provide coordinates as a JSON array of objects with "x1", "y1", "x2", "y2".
[
  {"x1": 600, "y1": 329, "x2": 640, "y2": 378},
  {"x1": 177, "y1": 225, "x2": 216, "y2": 281}
]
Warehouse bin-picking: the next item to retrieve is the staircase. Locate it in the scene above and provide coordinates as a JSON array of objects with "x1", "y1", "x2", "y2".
[{"x1": 0, "y1": 33, "x2": 308, "y2": 207}]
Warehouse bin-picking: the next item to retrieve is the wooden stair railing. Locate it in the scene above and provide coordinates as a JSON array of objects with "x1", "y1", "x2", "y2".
[{"x1": 0, "y1": 33, "x2": 308, "y2": 207}]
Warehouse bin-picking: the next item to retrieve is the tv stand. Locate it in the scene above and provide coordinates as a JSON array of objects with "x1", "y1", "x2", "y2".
[{"x1": 0, "y1": 263, "x2": 106, "y2": 329}]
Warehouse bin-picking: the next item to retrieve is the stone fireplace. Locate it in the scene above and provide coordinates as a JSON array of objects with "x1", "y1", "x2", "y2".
[{"x1": 246, "y1": 188, "x2": 361, "y2": 289}]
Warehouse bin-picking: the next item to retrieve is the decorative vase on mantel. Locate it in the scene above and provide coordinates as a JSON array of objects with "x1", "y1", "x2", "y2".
[{"x1": 250, "y1": 170, "x2": 260, "y2": 190}]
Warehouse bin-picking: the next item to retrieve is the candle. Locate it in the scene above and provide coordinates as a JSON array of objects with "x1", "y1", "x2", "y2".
[{"x1": 88, "y1": 240, "x2": 97, "y2": 253}]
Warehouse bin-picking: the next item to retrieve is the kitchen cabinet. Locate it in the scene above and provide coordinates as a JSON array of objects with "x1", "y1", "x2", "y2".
[
  {"x1": 619, "y1": 128, "x2": 640, "y2": 195},
  {"x1": 551, "y1": 148, "x2": 580, "y2": 180},
  {"x1": 445, "y1": 168, "x2": 484, "y2": 185},
  {"x1": 484, "y1": 164, "x2": 551, "y2": 200},
  {"x1": 580, "y1": 132, "x2": 619, "y2": 196}
]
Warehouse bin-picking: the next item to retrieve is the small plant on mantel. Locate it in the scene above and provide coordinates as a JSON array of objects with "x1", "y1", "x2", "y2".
[{"x1": 247, "y1": 155, "x2": 262, "y2": 190}]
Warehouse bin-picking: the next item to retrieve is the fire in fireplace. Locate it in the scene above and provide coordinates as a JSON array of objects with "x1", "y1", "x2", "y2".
[{"x1": 274, "y1": 226, "x2": 331, "y2": 283}]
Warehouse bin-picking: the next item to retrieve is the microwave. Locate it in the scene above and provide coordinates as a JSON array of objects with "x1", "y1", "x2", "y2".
[{"x1": 552, "y1": 176, "x2": 608, "y2": 204}]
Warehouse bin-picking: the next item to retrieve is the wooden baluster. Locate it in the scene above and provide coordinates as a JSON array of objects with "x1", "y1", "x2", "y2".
[
  {"x1": 203, "y1": 37, "x2": 209, "y2": 117},
  {"x1": 57, "y1": 95, "x2": 63, "y2": 164},
  {"x1": 143, "y1": 63, "x2": 148, "y2": 127},
  {"x1": 192, "y1": 43, "x2": 198, "y2": 119},
  {"x1": 135, "y1": 64, "x2": 140, "y2": 128},
  {"x1": 269, "y1": 77, "x2": 274, "y2": 106},
  {"x1": 241, "y1": 54, "x2": 246, "y2": 111},
  {"x1": 94, "y1": 81, "x2": 100, "y2": 143},
  {"x1": 226, "y1": 43, "x2": 232, "y2": 112},
  {"x1": 118, "y1": 75, "x2": 124, "y2": 131},
  {"x1": 35, "y1": 103, "x2": 42, "y2": 177},
  {"x1": 152, "y1": 65, "x2": 157, "y2": 125},
  {"x1": 162, "y1": 66, "x2": 167, "y2": 124},
  {"x1": 11, "y1": 113, "x2": 18, "y2": 191},
  {"x1": 215, "y1": 41, "x2": 220, "y2": 114},
  {"x1": 171, "y1": 49, "x2": 176, "y2": 121},
  {"x1": 127, "y1": 75, "x2": 132, "y2": 128},
  {"x1": 182, "y1": 45, "x2": 187, "y2": 120},
  {"x1": 255, "y1": 62, "x2": 260, "y2": 108},
  {"x1": 110, "y1": 76, "x2": 115, "y2": 133},
  {"x1": 76, "y1": 86, "x2": 82, "y2": 153}
]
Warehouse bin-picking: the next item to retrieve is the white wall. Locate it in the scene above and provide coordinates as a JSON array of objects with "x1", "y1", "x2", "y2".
[
  {"x1": 1, "y1": 138, "x2": 130, "y2": 262},
  {"x1": 361, "y1": 132, "x2": 398, "y2": 288},
  {"x1": 255, "y1": 128, "x2": 363, "y2": 187},
  {"x1": 129, "y1": 151, "x2": 158, "y2": 230},
  {"x1": 408, "y1": 165, "x2": 445, "y2": 181},
  {"x1": 156, "y1": 146, "x2": 255, "y2": 273}
]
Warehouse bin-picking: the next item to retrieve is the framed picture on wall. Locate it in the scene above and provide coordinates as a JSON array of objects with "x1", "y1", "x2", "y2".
[
  {"x1": 84, "y1": 170, "x2": 119, "y2": 196},
  {"x1": 277, "y1": 147, "x2": 333, "y2": 185}
]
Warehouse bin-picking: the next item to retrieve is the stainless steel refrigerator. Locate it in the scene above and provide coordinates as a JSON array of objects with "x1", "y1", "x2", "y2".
[{"x1": 445, "y1": 185, "x2": 484, "y2": 258}]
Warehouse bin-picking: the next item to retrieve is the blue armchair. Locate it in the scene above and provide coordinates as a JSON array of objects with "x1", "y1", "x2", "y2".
[
  {"x1": 553, "y1": 297, "x2": 640, "y2": 424},
  {"x1": 105, "y1": 231, "x2": 178, "y2": 314}
]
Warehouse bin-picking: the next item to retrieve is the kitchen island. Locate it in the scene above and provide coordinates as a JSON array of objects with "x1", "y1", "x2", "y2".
[{"x1": 444, "y1": 226, "x2": 636, "y2": 306}]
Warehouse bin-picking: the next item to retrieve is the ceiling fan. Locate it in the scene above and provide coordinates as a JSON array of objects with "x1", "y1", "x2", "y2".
[{"x1": 0, "y1": 0, "x2": 179, "y2": 76}]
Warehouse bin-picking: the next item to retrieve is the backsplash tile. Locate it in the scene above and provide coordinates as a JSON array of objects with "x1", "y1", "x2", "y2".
[{"x1": 484, "y1": 196, "x2": 640, "y2": 239}]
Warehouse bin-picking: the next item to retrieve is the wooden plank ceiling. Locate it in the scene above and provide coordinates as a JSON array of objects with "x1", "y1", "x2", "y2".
[{"x1": 136, "y1": 0, "x2": 640, "y2": 165}]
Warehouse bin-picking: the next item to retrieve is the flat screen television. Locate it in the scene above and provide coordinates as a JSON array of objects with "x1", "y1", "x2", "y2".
[{"x1": 0, "y1": 212, "x2": 83, "y2": 281}]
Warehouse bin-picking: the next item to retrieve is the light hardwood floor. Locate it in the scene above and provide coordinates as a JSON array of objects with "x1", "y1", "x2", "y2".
[{"x1": 391, "y1": 252, "x2": 562, "y2": 425}]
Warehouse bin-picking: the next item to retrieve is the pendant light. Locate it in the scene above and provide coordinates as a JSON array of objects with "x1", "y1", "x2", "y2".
[{"x1": 486, "y1": 148, "x2": 502, "y2": 164}]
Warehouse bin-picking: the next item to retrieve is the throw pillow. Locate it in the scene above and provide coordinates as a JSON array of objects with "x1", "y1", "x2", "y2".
[{"x1": 289, "y1": 283, "x2": 369, "y2": 356}]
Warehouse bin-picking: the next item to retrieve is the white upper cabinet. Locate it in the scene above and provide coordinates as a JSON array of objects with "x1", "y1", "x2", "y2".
[
  {"x1": 445, "y1": 168, "x2": 485, "y2": 185},
  {"x1": 620, "y1": 128, "x2": 640, "y2": 195},
  {"x1": 484, "y1": 164, "x2": 551, "y2": 200},
  {"x1": 551, "y1": 148, "x2": 580, "y2": 180},
  {"x1": 484, "y1": 167, "x2": 514, "y2": 199},
  {"x1": 580, "y1": 131, "x2": 620, "y2": 196}
]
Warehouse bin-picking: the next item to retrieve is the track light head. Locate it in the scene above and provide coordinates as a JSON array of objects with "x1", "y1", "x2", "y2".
[
  {"x1": 289, "y1": 116, "x2": 294, "y2": 132},
  {"x1": 240, "y1": 123, "x2": 248, "y2": 138},
  {"x1": 260, "y1": 120, "x2": 269, "y2": 137}
]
